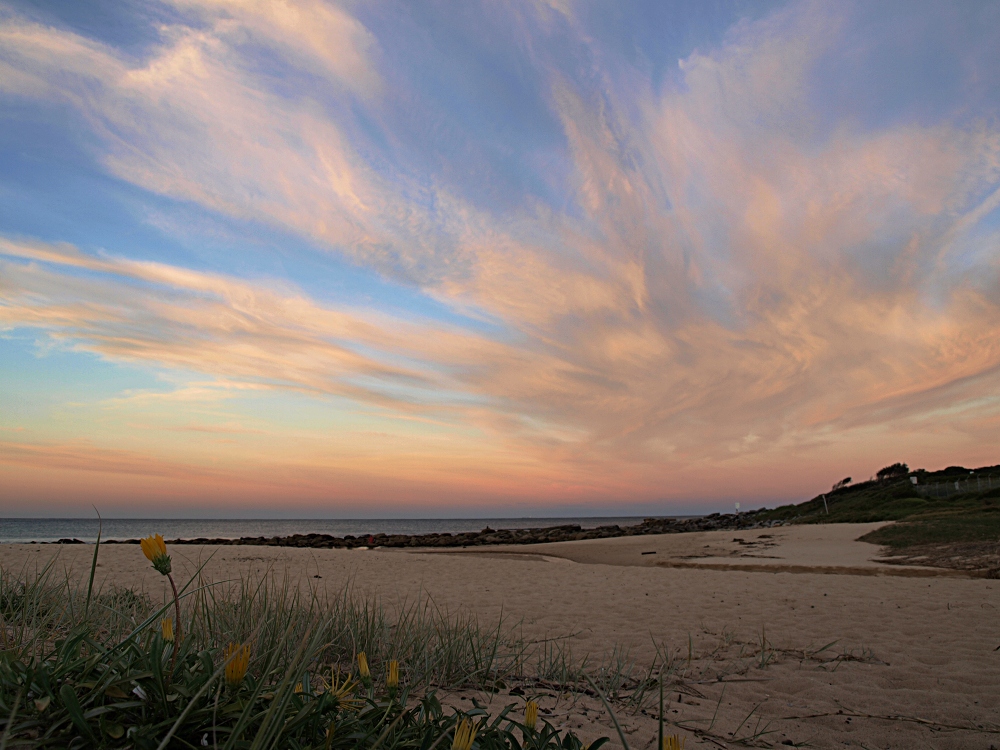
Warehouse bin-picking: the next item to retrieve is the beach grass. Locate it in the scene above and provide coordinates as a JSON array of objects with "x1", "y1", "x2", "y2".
[{"x1": 0, "y1": 539, "x2": 615, "y2": 749}]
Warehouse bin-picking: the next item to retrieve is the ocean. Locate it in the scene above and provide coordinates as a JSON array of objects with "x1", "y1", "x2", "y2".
[{"x1": 0, "y1": 516, "x2": 677, "y2": 544}]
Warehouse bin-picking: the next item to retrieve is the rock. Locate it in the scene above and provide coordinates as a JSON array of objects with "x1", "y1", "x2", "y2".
[{"x1": 69, "y1": 509, "x2": 777, "y2": 550}]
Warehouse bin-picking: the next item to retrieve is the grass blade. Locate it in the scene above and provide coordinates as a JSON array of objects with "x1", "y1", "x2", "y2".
[
  {"x1": 84, "y1": 509, "x2": 102, "y2": 619},
  {"x1": 584, "y1": 673, "x2": 631, "y2": 750}
]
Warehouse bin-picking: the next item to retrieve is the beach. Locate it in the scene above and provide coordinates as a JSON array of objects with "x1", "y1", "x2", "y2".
[{"x1": 3, "y1": 522, "x2": 997, "y2": 748}]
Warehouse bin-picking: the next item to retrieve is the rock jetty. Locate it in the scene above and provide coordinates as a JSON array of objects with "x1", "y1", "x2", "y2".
[{"x1": 99, "y1": 512, "x2": 782, "y2": 550}]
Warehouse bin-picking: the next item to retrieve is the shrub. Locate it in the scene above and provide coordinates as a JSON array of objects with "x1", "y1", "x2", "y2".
[{"x1": 876, "y1": 463, "x2": 909, "y2": 482}]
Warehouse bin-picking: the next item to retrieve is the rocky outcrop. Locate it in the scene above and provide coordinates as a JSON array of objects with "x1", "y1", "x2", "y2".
[{"x1": 98, "y1": 512, "x2": 783, "y2": 549}]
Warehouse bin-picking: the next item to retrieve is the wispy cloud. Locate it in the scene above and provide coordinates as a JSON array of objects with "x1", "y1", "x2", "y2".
[
  {"x1": 0, "y1": 1, "x2": 998, "y2": 508},
  {"x1": 0, "y1": 237, "x2": 510, "y2": 413}
]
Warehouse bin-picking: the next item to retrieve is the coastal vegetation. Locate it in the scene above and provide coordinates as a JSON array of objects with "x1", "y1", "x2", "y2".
[
  {"x1": 0, "y1": 535, "x2": 697, "y2": 748},
  {"x1": 755, "y1": 463, "x2": 1000, "y2": 566}
]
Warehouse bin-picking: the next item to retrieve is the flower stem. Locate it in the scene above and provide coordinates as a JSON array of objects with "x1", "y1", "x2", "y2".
[{"x1": 167, "y1": 572, "x2": 182, "y2": 677}]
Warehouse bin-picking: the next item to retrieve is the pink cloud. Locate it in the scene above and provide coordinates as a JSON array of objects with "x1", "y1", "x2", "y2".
[{"x1": 0, "y1": 2, "x2": 998, "y2": 507}]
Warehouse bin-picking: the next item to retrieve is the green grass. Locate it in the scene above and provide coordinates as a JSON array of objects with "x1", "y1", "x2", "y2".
[
  {"x1": 755, "y1": 480, "x2": 932, "y2": 524},
  {"x1": 0, "y1": 544, "x2": 617, "y2": 749},
  {"x1": 753, "y1": 465, "x2": 1000, "y2": 550},
  {"x1": 858, "y1": 507, "x2": 1000, "y2": 548}
]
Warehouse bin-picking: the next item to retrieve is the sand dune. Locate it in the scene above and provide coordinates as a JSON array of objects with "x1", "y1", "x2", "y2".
[{"x1": 2, "y1": 523, "x2": 997, "y2": 748}]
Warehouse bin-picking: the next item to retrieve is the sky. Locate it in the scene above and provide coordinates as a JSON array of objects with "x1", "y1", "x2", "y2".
[{"x1": 1, "y1": 0, "x2": 999, "y2": 518}]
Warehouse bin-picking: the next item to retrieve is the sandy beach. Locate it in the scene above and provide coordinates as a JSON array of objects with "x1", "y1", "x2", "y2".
[{"x1": 3, "y1": 523, "x2": 997, "y2": 748}]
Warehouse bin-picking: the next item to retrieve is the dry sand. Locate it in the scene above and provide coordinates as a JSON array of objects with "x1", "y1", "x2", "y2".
[{"x1": 2, "y1": 523, "x2": 998, "y2": 749}]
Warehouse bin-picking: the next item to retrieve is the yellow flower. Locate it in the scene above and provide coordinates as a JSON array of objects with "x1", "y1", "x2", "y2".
[
  {"x1": 387, "y1": 660, "x2": 399, "y2": 691},
  {"x1": 452, "y1": 718, "x2": 477, "y2": 750},
  {"x1": 140, "y1": 534, "x2": 172, "y2": 575},
  {"x1": 357, "y1": 651, "x2": 370, "y2": 681},
  {"x1": 140, "y1": 533, "x2": 166, "y2": 561},
  {"x1": 322, "y1": 668, "x2": 363, "y2": 712},
  {"x1": 294, "y1": 682, "x2": 304, "y2": 694},
  {"x1": 161, "y1": 617, "x2": 174, "y2": 642},
  {"x1": 224, "y1": 642, "x2": 251, "y2": 688},
  {"x1": 662, "y1": 736, "x2": 685, "y2": 750},
  {"x1": 524, "y1": 700, "x2": 538, "y2": 731}
]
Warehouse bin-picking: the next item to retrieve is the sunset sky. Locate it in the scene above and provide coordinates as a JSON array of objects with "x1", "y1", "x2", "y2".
[{"x1": 1, "y1": 0, "x2": 999, "y2": 518}]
